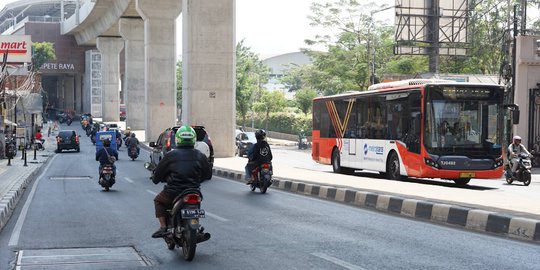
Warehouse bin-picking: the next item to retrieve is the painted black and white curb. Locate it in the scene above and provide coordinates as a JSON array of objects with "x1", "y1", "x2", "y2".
[{"x1": 213, "y1": 168, "x2": 540, "y2": 243}]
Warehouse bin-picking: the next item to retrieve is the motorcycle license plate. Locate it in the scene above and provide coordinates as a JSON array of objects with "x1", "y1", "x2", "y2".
[
  {"x1": 181, "y1": 209, "x2": 205, "y2": 219},
  {"x1": 459, "y1": 172, "x2": 475, "y2": 178}
]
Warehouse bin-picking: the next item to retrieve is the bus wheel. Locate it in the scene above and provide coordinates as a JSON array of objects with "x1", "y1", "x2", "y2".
[
  {"x1": 332, "y1": 148, "x2": 354, "y2": 174},
  {"x1": 453, "y1": 178, "x2": 470, "y2": 187},
  {"x1": 332, "y1": 148, "x2": 341, "y2": 173},
  {"x1": 387, "y1": 152, "x2": 401, "y2": 180}
]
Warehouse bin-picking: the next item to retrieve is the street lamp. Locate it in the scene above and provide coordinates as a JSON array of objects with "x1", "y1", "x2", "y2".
[{"x1": 368, "y1": 4, "x2": 400, "y2": 85}]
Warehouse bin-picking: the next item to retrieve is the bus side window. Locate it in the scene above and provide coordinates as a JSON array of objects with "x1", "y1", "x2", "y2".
[{"x1": 406, "y1": 92, "x2": 422, "y2": 154}]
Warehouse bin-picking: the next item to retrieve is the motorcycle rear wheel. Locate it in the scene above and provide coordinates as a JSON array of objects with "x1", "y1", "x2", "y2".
[
  {"x1": 182, "y1": 227, "x2": 197, "y2": 261},
  {"x1": 523, "y1": 171, "x2": 531, "y2": 186},
  {"x1": 260, "y1": 178, "x2": 268, "y2": 194}
]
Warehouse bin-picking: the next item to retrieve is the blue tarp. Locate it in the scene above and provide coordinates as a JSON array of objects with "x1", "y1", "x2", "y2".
[{"x1": 95, "y1": 131, "x2": 117, "y2": 152}]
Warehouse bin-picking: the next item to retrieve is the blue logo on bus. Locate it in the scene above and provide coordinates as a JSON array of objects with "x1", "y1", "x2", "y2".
[{"x1": 364, "y1": 144, "x2": 368, "y2": 155}]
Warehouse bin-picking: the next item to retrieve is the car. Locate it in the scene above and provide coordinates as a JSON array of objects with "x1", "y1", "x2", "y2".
[
  {"x1": 56, "y1": 130, "x2": 80, "y2": 153},
  {"x1": 236, "y1": 131, "x2": 257, "y2": 157},
  {"x1": 120, "y1": 104, "x2": 126, "y2": 121},
  {"x1": 149, "y1": 125, "x2": 214, "y2": 170}
]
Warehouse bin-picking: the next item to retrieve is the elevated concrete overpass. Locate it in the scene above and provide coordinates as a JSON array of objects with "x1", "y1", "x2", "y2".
[{"x1": 61, "y1": 0, "x2": 235, "y2": 157}]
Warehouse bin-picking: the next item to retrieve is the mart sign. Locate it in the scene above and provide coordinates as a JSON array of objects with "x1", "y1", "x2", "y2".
[{"x1": 0, "y1": 35, "x2": 32, "y2": 63}]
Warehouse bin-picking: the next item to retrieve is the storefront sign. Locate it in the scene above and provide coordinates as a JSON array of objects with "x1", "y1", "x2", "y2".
[
  {"x1": 41, "y1": 62, "x2": 76, "y2": 71},
  {"x1": 0, "y1": 35, "x2": 32, "y2": 63}
]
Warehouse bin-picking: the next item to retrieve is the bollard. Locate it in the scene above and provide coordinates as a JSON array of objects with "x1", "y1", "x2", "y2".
[
  {"x1": 34, "y1": 147, "x2": 37, "y2": 160},
  {"x1": 21, "y1": 147, "x2": 25, "y2": 160},
  {"x1": 24, "y1": 151, "x2": 27, "y2": 166}
]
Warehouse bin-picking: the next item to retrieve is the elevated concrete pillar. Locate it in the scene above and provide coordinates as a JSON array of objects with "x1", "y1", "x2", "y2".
[
  {"x1": 136, "y1": 0, "x2": 181, "y2": 142},
  {"x1": 182, "y1": 0, "x2": 236, "y2": 157},
  {"x1": 119, "y1": 18, "x2": 145, "y2": 130},
  {"x1": 96, "y1": 37, "x2": 124, "y2": 122},
  {"x1": 65, "y1": 75, "x2": 75, "y2": 110},
  {"x1": 75, "y1": 74, "x2": 82, "y2": 113}
]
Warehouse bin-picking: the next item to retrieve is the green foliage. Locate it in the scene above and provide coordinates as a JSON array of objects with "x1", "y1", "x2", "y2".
[
  {"x1": 236, "y1": 40, "x2": 270, "y2": 127},
  {"x1": 241, "y1": 112, "x2": 312, "y2": 135},
  {"x1": 294, "y1": 88, "x2": 318, "y2": 115},
  {"x1": 32, "y1": 42, "x2": 55, "y2": 71},
  {"x1": 253, "y1": 90, "x2": 287, "y2": 130},
  {"x1": 176, "y1": 60, "x2": 182, "y2": 108}
]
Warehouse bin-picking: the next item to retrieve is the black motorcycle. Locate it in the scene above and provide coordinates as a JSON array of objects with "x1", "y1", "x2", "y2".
[
  {"x1": 128, "y1": 144, "x2": 138, "y2": 161},
  {"x1": 249, "y1": 162, "x2": 273, "y2": 194},
  {"x1": 505, "y1": 153, "x2": 532, "y2": 186},
  {"x1": 162, "y1": 189, "x2": 210, "y2": 261},
  {"x1": 298, "y1": 135, "x2": 308, "y2": 150},
  {"x1": 98, "y1": 165, "x2": 115, "y2": 191},
  {"x1": 66, "y1": 117, "x2": 73, "y2": 126},
  {"x1": 57, "y1": 112, "x2": 67, "y2": 123}
]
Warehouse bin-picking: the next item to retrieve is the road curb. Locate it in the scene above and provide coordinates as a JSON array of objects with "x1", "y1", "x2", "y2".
[
  {"x1": 212, "y1": 167, "x2": 540, "y2": 243},
  {"x1": 0, "y1": 152, "x2": 54, "y2": 233}
]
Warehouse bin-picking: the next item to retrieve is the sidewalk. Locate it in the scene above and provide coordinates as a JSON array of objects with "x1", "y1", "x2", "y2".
[{"x1": 0, "y1": 129, "x2": 56, "y2": 232}]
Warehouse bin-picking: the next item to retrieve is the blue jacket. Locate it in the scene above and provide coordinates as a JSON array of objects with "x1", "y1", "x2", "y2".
[{"x1": 96, "y1": 146, "x2": 119, "y2": 165}]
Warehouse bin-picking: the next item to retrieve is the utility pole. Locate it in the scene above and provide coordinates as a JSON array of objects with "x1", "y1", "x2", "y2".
[{"x1": 427, "y1": 0, "x2": 440, "y2": 74}]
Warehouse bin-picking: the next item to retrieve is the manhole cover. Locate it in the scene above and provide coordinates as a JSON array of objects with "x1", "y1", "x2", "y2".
[
  {"x1": 15, "y1": 246, "x2": 152, "y2": 269},
  {"x1": 49, "y1": 176, "x2": 93, "y2": 180}
]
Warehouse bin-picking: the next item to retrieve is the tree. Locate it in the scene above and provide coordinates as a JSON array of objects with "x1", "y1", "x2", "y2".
[
  {"x1": 32, "y1": 42, "x2": 55, "y2": 71},
  {"x1": 236, "y1": 40, "x2": 269, "y2": 127},
  {"x1": 304, "y1": 1, "x2": 395, "y2": 94},
  {"x1": 294, "y1": 88, "x2": 318, "y2": 115},
  {"x1": 253, "y1": 90, "x2": 287, "y2": 131},
  {"x1": 176, "y1": 60, "x2": 182, "y2": 110}
]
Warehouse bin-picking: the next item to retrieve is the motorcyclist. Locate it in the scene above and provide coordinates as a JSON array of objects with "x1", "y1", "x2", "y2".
[
  {"x1": 95, "y1": 139, "x2": 119, "y2": 178},
  {"x1": 245, "y1": 129, "x2": 273, "y2": 185},
  {"x1": 151, "y1": 125, "x2": 212, "y2": 238},
  {"x1": 125, "y1": 132, "x2": 140, "y2": 155},
  {"x1": 124, "y1": 127, "x2": 132, "y2": 141},
  {"x1": 508, "y1": 135, "x2": 531, "y2": 175}
]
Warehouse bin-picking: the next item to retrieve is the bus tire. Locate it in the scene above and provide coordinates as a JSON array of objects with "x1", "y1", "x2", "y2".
[
  {"x1": 332, "y1": 148, "x2": 354, "y2": 174},
  {"x1": 386, "y1": 152, "x2": 401, "y2": 180},
  {"x1": 453, "y1": 178, "x2": 470, "y2": 187}
]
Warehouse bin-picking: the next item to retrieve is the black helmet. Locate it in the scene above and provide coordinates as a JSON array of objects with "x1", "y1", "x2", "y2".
[
  {"x1": 103, "y1": 139, "x2": 111, "y2": 147},
  {"x1": 255, "y1": 129, "x2": 266, "y2": 141},
  {"x1": 130, "y1": 133, "x2": 136, "y2": 138}
]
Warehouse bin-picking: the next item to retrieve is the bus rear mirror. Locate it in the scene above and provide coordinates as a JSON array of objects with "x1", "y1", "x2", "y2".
[{"x1": 512, "y1": 109, "x2": 520, "y2": 125}]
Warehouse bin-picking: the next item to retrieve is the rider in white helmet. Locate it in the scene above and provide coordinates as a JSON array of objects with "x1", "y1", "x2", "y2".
[{"x1": 508, "y1": 135, "x2": 531, "y2": 175}]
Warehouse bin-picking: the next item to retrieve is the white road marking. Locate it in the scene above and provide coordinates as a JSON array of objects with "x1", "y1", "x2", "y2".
[
  {"x1": 124, "y1": 177, "x2": 134, "y2": 183},
  {"x1": 205, "y1": 211, "x2": 229, "y2": 222},
  {"x1": 9, "y1": 155, "x2": 58, "y2": 247},
  {"x1": 311, "y1": 253, "x2": 368, "y2": 270},
  {"x1": 146, "y1": 190, "x2": 158, "y2": 196}
]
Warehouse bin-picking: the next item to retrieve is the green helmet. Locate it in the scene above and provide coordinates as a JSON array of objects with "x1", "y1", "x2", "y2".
[{"x1": 175, "y1": 125, "x2": 196, "y2": 146}]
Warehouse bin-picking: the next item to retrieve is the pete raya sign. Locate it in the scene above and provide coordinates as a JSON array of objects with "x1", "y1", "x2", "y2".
[{"x1": 0, "y1": 35, "x2": 32, "y2": 63}]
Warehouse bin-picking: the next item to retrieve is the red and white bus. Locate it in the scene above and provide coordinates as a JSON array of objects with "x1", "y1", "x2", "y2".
[{"x1": 311, "y1": 79, "x2": 505, "y2": 186}]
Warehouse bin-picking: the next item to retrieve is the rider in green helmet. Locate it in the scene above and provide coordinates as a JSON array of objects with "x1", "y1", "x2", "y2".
[{"x1": 151, "y1": 125, "x2": 212, "y2": 238}]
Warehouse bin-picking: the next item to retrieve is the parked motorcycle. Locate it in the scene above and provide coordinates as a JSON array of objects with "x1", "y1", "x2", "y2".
[
  {"x1": 249, "y1": 162, "x2": 273, "y2": 194},
  {"x1": 128, "y1": 144, "x2": 138, "y2": 161},
  {"x1": 98, "y1": 165, "x2": 115, "y2": 191},
  {"x1": 505, "y1": 153, "x2": 532, "y2": 186},
  {"x1": 163, "y1": 189, "x2": 210, "y2": 261}
]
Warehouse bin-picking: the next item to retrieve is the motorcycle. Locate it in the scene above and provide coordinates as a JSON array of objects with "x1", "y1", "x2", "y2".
[
  {"x1": 128, "y1": 144, "x2": 138, "y2": 160},
  {"x1": 66, "y1": 117, "x2": 73, "y2": 126},
  {"x1": 57, "y1": 112, "x2": 67, "y2": 123},
  {"x1": 163, "y1": 189, "x2": 210, "y2": 261},
  {"x1": 98, "y1": 165, "x2": 116, "y2": 191},
  {"x1": 298, "y1": 135, "x2": 308, "y2": 150},
  {"x1": 90, "y1": 133, "x2": 96, "y2": 145},
  {"x1": 505, "y1": 152, "x2": 532, "y2": 186},
  {"x1": 250, "y1": 162, "x2": 273, "y2": 194},
  {"x1": 34, "y1": 140, "x2": 45, "y2": 151}
]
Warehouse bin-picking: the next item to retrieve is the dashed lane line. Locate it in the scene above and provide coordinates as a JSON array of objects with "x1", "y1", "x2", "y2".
[{"x1": 311, "y1": 253, "x2": 368, "y2": 270}]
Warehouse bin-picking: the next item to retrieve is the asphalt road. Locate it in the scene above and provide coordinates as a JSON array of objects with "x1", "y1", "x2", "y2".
[{"x1": 0, "y1": 124, "x2": 539, "y2": 269}]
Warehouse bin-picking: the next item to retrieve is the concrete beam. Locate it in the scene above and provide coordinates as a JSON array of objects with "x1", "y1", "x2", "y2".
[
  {"x1": 182, "y1": 0, "x2": 236, "y2": 157},
  {"x1": 97, "y1": 37, "x2": 124, "y2": 122},
  {"x1": 119, "y1": 18, "x2": 145, "y2": 130},
  {"x1": 136, "y1": 0, "x2": 182, "y2": 143}
]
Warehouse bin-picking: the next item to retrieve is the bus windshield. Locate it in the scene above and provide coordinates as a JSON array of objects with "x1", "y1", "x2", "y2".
[{"x1": 424, "y1": 85, "x2": 502, "y2": 157}]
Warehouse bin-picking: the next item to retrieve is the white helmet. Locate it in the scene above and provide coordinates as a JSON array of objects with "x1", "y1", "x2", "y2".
[{"x1": 513, "y1": 135, "x2": 522, "y2": 141}]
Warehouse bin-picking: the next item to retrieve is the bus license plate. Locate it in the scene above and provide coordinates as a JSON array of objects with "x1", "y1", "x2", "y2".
[
  {"x1": 180, "y1": 209, "x2": 205, "y2": 219},
  {"x1": 459, "y1": 172, "x2": 475, "y2": 178}
]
